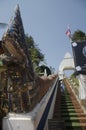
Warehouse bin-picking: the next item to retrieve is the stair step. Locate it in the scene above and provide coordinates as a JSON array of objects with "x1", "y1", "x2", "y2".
[
  {"x1": 61, "y1": 109, "x2": 83, "y2": 113},
  {"x1": 61, "y1": 101, "x2": 72, "y2": 103},
  {"x1": 80, "y1": 123, "x2": 86, "y2": 127},
  {"x1": 61, "y1": 105, "x2": 74, "y2": 107},
  {"x1": 48, "y1": 119, "x2": 65, "y2": 130},
  {"x1": 63, "y1": 116, "x2": 86, "y2": 119},
  {"x1": 75, "y1": 109, "x2": 83, "y2": 113},
  {"x1": 61, "y1": 106, "x2": 81, "y2": 109},
  {"x1": 61, "y1": 113, "x2": 78, "y2": 117},
  {"x1": 61, "y1": 103, "x2": 73, "y2": 106},
  {"x1": 51, "y1": 81, "x2": 86, "y2": 130},
  {"x1": 65, "y1": 122, "x2": 82, "y2": 130},
  {"x1": 66, "y1": 122, "x2": 81, "y2": 127},
  {"x1": 61, "y1": 105, "x2": 74, "y2": 108},
  {"x1": 65, "y1": 122, "x2": 86, "y2": 130}
]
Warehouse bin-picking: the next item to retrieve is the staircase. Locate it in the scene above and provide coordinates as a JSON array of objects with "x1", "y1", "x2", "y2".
[{"x1": 48, "y1": 79, "x2": 86, "y2": 130}]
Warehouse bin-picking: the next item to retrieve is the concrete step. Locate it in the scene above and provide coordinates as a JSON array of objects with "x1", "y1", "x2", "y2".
[
  {"x1": 49, "y1": 118, "x2": 83, "y2": 130},
  {"x1": 61, "y1": 109, "x2": 76, "y2": 113},
  {"x1": 61, "y1": 108, "x2": 83, "y2": 113},
  {"x1": 65, "y1": 122, "x2": 82, "y2": 130},
  {"x1": 61, "y1": 106, "x2": 81, "y2": 109},
  {"x1": 61, "y1": 102, "x2": 73, "y2": 106},
  {"x1": 61, "y1": 109, "x2": 86, "y2": 118},
  {"x1": 48, "y1": 119, "x2": 65, "y2": 130},
  {"x1": 52, "y1": 79, "x2": 86, "y2": 130}
]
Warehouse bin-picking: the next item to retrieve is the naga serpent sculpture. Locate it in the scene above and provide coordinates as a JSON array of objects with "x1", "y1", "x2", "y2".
[{"x1": 0, "y1": 5, "x2": 57, "y2": 117}]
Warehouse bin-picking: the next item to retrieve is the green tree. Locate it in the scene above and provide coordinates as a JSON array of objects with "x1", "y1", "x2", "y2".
[
  {"x1": 70, "y1": 72, "x2": 79, "y2": 86},
  {"x1": 72, "y1": 30, "x2": 86, "y2": 42},
  {"x1": 25, "y1": 35, "x2": 44, "y2": 68},
  {"x1": 36, "y1": 65, "x2": 51, "y2": 76}
]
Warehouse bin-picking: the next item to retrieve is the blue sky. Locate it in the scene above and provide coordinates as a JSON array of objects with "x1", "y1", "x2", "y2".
[{"x1": 0, "y1": 0, "x2": 86, "y2": 73}]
